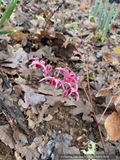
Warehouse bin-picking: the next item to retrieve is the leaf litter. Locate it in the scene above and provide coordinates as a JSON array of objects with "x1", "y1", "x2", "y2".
[{"x1": 1, "y1": 0, "x2": 120, "y2": 159}]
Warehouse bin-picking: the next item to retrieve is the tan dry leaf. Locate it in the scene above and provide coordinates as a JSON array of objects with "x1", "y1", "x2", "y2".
[
  {"x1": 112, "y1": 95, "x2": 120, "y2": 106},
  {"x1": 15, "y1": 136, "x2": 42, "y2": 160},
  {"x1": 13, "y1": 130, "x2": 28, "y2": 146},
  {"x1": 103, "y1": 53, "x2": 119, "y2": 65},
  {"x1": 104, "y1": 106, "x2": 120, "y2": 140},
  {"x1": 0, "y1": 124, "x2": 15, "y2": 149},
  {"x1": 96, "y1": 82, "x2": 114, "y2": 98},
  {"x1": 17, "y1": 83, "x2": 45, "y2": 109},
  {"x1": 80, "y1": 0, "x2": 86, "y2": 12},
  {"x1": 8, "y1": 30, "x2": 27, "y2": 41},
  {"x1": 96, "y1": 88, "x2": 110, "y2": 97},
  {"x1": 0, "y1": 19, "x2": 15, "y2": 32}
]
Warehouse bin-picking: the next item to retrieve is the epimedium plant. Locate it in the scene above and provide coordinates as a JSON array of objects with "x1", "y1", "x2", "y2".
[
  {"x1": 0, "y1": 0, "x2": 18, "y2": 34},
  {"x1": 28, "y1": 23, "x2": 120, "y2": 159},
  {"x1": 28, "y1": 57, "x2": 79, "y2": 101}
]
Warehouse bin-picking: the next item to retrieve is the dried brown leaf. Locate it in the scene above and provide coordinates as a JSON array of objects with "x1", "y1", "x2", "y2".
[
  {"x1": 0, "y1": 124, "x2": 15, "y2": 149},
  {"x1": 112, "y1": 95, "x2": 120, "y2": 106},
  {"x1": 15, "y1": 136, "x2": 42, "y2": 160},
  {"x1": 80, "y1": 0, "x2": 86, "y2": 12},
  {"x1": 104, "y1": 106, "x2": 120, "y2": 140},
  {"x1": 8, "y1": 30, "x2": 27, "y2": 41},
  {"x1": 17, "y1": 83, "x2": 45, "y2": 109},
  {"x1": 96, "y1": 88, "x2": 109, "y2": 97},
  {"x1": 103, "y1": 53, "x2": 119, "y2": 65},
  {"x1": 64, "y1": 97, "x2": 92, "y2": 116},
  {"x1": 13, "y1": 130, "x2": 28, "y2": 146}
]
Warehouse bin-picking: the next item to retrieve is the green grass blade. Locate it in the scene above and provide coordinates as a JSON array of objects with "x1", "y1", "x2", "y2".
[
  {"x1": 111, "y1": 4, "x2": 120, "y2": 25},
  {"x1": 94, "y1": 0, "x2": 103, "y2": 17},
  {"x1": 93, "y1": 0, "x2": 98, "y2": 16},
  {"x1": 0, "y1": 29, "x2": 17, "y2": 34},
  {"x1": 101, "y1": 8, "x2": 114, "y2": 42},
  {"x1": 0, "y1": 0, "x2": 18, "y2": 28}
]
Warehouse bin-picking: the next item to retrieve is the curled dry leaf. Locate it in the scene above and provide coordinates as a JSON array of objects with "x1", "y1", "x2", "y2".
[
  {"x1": 104, "y1": 106, "x2": 120, "y2": 140},
  {"x1": 96, "y1": 88, "x2": 110, "y2": 97},
  {"x1": 102, "y1": 53, "x2": 119, "y2": 65},
  {"x1": 112, "y1": 95, "x2": 120, "y2": 106},
  {"x1": 96, "y1": 79, "x2": 115, "y2": 97}
]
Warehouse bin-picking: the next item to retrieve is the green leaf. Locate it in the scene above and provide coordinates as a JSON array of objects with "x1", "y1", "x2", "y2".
[
  {"x1": 0, "y1": 29, "x2": 17, "y2": 34},
  {"x1": 67, "y1": 22, "x2": 77, "y2": 30},
  {"x1": 63, "y1": 37, "x2": 71, "y2": 48},
  {"x1": 0, "y1": 0, "x2": 18, "y2": 28}
]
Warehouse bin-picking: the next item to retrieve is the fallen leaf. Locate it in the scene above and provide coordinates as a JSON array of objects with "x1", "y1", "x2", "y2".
[
  {"x1": 8, "y1": 30, "x2": 27, "y2": 42},
  {"x1": 113, "y1": 46, "x2": 120, "y2": 54},
  {"x1": 96, "y1": 88, "x2": 110, "y2": 97},
  {"x1": 112, "y1": 95, "x2": 120, "y2": 106},
  {"x1": 16, "y1": 81, "x2": 45, "y2": 109},
  {"x1": 43, "y1": 114, "x2": 53, "y2": 121},
  {"x1": 80, "y1": 0, "x2": 86, "y2": 12},
  {"x1": 103, "y1": 53, "x2": 119, "y2": 65},
  {"x1": 105, "y1": 106, "x2": 120, "y2": 140},
  {"x1": 13, "y1": 130, "x2": 28, "y2": 146},
  {"x1": 15, "y1": 136, "x2": 42, "y2": 160},
  {"x1": 0, "y1": 124, "x2": 15, "y2": 149},
  {"x1": 64, "y1": 97, "x2": 92, "y2": 116}
]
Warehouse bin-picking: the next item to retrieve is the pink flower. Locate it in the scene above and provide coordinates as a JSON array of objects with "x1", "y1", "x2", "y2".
[
  {"x1": 29, "y1": 57, "x2": 40, "y2": 61},
  {"x1": 55, "y1": 68, "x2": 78, "y2": 90},
  {"x1": 44, "y1": 64, "x2": 52, "y2": 76},
  {"x1": 39, "y1": 77, "x2": 61, "y2": 89},
  {"x1": 75, "y1": 76, "x2": 80, "y2": 81},
  {"x1": 54, "y1": 69, "x2": 61, "y2": 77},
  {"x1": 28, "y1": 59, "x2": 45, "y2": 69},
  {"x1": 29, "y1": 57, "x2": 52, "y2": 76},
  {"x1": 62, "y1": 82, "x2": 79, "y2": 101}
]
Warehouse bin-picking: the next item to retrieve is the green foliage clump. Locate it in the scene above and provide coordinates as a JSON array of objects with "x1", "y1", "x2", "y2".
[{"x1": 90, "y1": 0, "x2": 120, "y2": 42}]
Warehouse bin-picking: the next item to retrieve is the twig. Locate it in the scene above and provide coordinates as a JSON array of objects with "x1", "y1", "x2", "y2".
[
  {"x1": 39, "y1": 4, "x2": 62, "y2": 42},
  {"x1": 74, "y1": 25, "x2": 108, "y2": 160}
]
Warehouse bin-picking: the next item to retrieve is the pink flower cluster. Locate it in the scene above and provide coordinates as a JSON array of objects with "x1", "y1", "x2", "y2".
[{"x1": 29, "y1": 57, "x2": 79, "y2": 101}]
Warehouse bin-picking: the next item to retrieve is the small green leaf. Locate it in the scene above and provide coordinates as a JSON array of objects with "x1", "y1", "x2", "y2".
[
  {"x1": 67, "y1": 22, "x2": 77, "y2": 30},
  {"x1": 62, "y1": 37, "x2": 71, "y2": 48},
  {"x1": 0, "y1": 29, "x2": 17, "y2": 34},
  {"x1": 85, "y1": 34, "x2": 94, "y2": 40}
]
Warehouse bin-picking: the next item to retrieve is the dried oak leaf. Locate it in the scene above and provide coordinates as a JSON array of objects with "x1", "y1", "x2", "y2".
[
  {"x1": 64, "y1": 96, "x2": 92, "y2": 116},
  {"x1": 18, "y1": 83, "x2": 45, "y2": 109},
  {"x1": 0, "y1": 124, "x2": 15, "y2": 149},
  {"x1": 38, "y1": 96, "x2": 62, "y2": 123},
  {"x1": 0, "y1": 45, "x2": 28, "y2": 69},
  {"x1": 15, "y1": 136, "x2": 42, "y2": 160},
  {"x1": 0, "y1": 88, "x2": 18, "y2": 106},
  {"x1": 15, "y1": 9, "x2": 31, "y2": 25},
  {"x1": 104, "y1": 106, "x2": 120, "y2": 140},
  {"x1": 38, "y1": 83, "x2": 63, "y2": 96},
  {"x1": 103, "y1": 53, "x2": 119, "y2": 65},
  {"x1": 13, "y1": 130, "x2": 28, "y2": 146},
  {"x1": 96, "y1": 79, "x2": 116, "y2": 97},
  {"x1": 8, "y1": 30, "x2": 27, "y2": 42}
]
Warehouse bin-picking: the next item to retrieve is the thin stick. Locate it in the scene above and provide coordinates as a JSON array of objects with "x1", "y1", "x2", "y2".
[{"x1": 39, "y1": 4, "x2": 62, "y2": 42}]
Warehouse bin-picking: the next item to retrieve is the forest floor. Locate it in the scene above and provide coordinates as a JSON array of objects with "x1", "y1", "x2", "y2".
[{"x1": 0, "y1": 0, "x2": 120, "y2": 160}]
